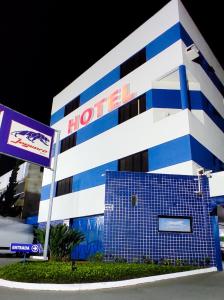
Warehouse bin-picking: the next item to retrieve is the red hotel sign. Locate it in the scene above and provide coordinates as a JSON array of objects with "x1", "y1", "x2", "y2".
[{"x1": 67, "y1": 84, "x2": 136, "y2": 134}]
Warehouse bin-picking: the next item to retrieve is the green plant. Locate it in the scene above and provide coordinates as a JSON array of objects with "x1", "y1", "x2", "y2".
[
  {"x1": 88, "y1": 252, "x2": 104, "y2": 262},
  {"x1": 34, "y1": 224, "x2": 85, "y2": 261},
  {"x1": 114, "y1": 257, "x2": 127, "y2": 263},
  {"x1": 175, "y1": 259, "x2": 183, "y2": 266},
  {"x1": 204, "y1": 257, "x2": 211, "y2": 266},
  {"x1": 159, "y1": 258, "x2": 173, "y2": 266},
  {"x1": 132, "y1": 257, "x2": 141, "y2": 263},
  {"x1": 0, "y1": 261, "x2": 199, "y2": 284},
  {"x1": 142, "y1": 256, "x2": 153, "y2": 264}
]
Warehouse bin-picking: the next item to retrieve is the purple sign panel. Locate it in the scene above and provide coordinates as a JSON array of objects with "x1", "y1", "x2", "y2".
[{"x1": 0, "y1": 104, "x2": 55, "y2": 168}]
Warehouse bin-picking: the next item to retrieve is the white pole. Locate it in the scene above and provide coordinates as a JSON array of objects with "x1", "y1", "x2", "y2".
[{"x1": 43, "y1": 129, "x2": 60, "y2": 260}]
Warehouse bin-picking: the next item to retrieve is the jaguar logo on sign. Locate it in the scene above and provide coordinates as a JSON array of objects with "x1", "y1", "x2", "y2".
[
  {"x1": 7, "y1": 120, "x2": 52, "y2": 158},
  {"x1": 11, "y1": 130, "x2": 50, "y2": 146}
]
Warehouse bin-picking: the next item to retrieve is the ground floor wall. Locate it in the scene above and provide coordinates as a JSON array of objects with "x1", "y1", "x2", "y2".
[
  {"x1": 104, "y1": 171, "x2": 217, "y2": 266},
  {"x1": 38, "y1": 171, "x2": 222, "y2": 268}
]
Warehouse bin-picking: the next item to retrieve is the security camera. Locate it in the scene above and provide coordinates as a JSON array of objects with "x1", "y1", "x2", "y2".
[
  {"x1": 196, "y1": 168, "x2": 212, "y2": 178},
  {"x1": 186, "y1": 44, "x2": 200, "y2": 61},
  {"x1": 197, "y1": 168, "x2": 204, "y2": 175}
]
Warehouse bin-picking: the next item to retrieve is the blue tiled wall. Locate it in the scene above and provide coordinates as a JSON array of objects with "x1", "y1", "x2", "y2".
[
  {"x1": 104, "y1": 171, "x2": 216, "y2": 266},
  {"x1": 71, "y1": 215, "x2": 104, "y2": 260}
]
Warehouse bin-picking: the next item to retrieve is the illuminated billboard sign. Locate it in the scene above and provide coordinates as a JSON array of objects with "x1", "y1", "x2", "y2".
[
  {"x1": 0, "y1": 104, "x2": 55, "y2": 168},
  {"x1": 67, "y1": 83, "x2": 136, "y2": 134}
]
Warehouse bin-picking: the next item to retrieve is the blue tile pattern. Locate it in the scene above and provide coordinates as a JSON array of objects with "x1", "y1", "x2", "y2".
[{"x1": 104, "y1": 171, "x2": 216, "y2": 266}]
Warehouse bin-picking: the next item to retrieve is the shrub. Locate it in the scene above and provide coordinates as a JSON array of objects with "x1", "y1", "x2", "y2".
[
  {"x1": 0, "y1": 261, "x2": 199, "y2": 284},
  {"x1": 142, "y1": 256, "x2": 153, "y2": 264},
  {"x1": 34, "y1": 224, "x2": 85, "y2": 261},
  {"x1": 114, "y1": 257, "x2": 127, "y2": 263},
  {"x1": 204, "y1": 257, "x2": 211, "y2": 266},
  {"x1": 88, "y1": 252, "x2": 104, "y2": 262}
]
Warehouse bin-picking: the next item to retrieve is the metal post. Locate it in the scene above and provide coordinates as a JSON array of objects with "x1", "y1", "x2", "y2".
[
  {"x1": 43, "y1": 129, "x2": 60, "y2": 260},
  {"x1": 179, "y1": 65, "x2": 189, "y2": 110}
]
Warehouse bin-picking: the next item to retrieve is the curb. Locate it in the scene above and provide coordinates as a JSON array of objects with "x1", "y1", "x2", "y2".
[{"x1": 0, "y1": 267, "x2": 217, "y2": 291}]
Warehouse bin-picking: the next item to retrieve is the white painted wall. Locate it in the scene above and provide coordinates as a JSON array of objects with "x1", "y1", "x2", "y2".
[
  {"x1": 38, "y1": 185, "x2": 105, "y2": 222},
  {"x1": 52, "y1": 0, "x2": 180, "y2": 114},
  {"x1": 39, "y1": 0, "x2": 224, "y2": 223},
  {"x1": 52, "y1": 41, "x2": 184, "y2": 139},
  {"x1": 150, "y1": 160, "x2": 201, "y2": 175},
  {"x1": 209, "y1": 171, "x2": 224, "y2": 197},
  {"x1": 188, "y1": 110, "x2": 224, "y2": 162},
  {"x1": 42, "y1": 109, "x2": 190, "y2": 186},
  {"x1": 183, "y1": 43, "x2": 224, "y2": 119},
  {"x1": 39, "y1": 160, "x2": 204, "y2": 222},
  {"x1": 178, "y1": 0, "x2": 224, "y2": 85}
]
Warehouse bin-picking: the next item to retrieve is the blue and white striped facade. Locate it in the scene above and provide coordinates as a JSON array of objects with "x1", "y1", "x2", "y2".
[{"x1": 38, "y1": 0, "x2": 224, "y2": 230}]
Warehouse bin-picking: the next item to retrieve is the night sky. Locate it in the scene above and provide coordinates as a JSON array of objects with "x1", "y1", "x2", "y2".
[{"x1": 0, "y1": 0, "x2": 223, "y2": 175}]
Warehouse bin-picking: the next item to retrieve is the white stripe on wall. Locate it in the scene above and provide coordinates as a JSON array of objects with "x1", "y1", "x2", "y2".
[
  {"x1": 38, "y1": 185, "x2": 105, "y2": 222},
  {"x1": 39, "y1": 161, "x2": 203, "y2": 222},
  {"x1": 42, "y1": 108, "x2": 190, "y2": 186},
  {"x1": 52, "y1": 0, "x2": 180, "y2": 114},
  {"x1": 52, "y1": 41, "x2": 184, "y2": 139},
  {"x1": 183, "y1": 43, "x2": 224, "y2": 119},
  {"x1": 150, "y1": 160, "x2": 201, "y2": 175},
  {"x1": 179, "y1": 0, "x2": 224, "y2": 86}
]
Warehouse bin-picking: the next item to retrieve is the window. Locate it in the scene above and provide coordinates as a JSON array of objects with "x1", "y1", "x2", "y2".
[
  {"x1": 119, "y1": 150, "x2": 148, "y2": 172},
  {"x1": 60, "y1": 132, "x2": 76, "y2": 153},
  {"x1": 64, "y1": 96, "x2": 80, "y2": 116},
  {"x1": 56, "y1": 177, "x2": 73, "y2": 197},
  {"x1": 120, "y1": 48, "x2": 146, "y2": 78},
  {"x1": 158, "y1": 216, "x2": 192, "y2": 233},
  {"x1": 119, "y1": 94, "x2": 146, "y2": 124}
]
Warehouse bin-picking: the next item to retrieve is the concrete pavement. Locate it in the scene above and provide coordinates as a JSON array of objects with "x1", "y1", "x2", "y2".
[{"x1": 0, "y1": 270, "x2": 224, "y2": 300}]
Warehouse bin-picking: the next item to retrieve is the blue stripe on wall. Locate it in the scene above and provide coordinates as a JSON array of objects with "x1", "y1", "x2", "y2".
[
  {"x1": 80, "y1": 67, "x2": 120, "y2": 105},
  {"x1": 146, "y1": 89, "x2": 182, "y2": 109},
  {"x1": 146, "y1": 89, "x2": 224, "y2": 133},
  {"x1": 49, "y1": 89, "x2": 224, "y2": 160},
  {"x1": 76, "y1": 111, "x2": 118, "y2": 145},
  {"x1": 50, "y1": 22, "x2": 224, "y2": 126},
  {"x1": 72, "y1": 161, "x2": 118, "y2": 192},
  {"x1": 146, "y1": 23, "x2": 182, "y2": 60},
  {"x1": 148, "y1": 135, "x2": 192, "y2": 171},
  {"x1": 50, "y1": 107, "x2": 65, "y2": 126},
  {"x1": 41, "y1": 135, "x2": 224, "y2": 201},
  {"x1": 149, "y1": 134, "x2": 224, "y2": 172},
  {"x1": 190, "y1": 136, "x2": 223, "y2": 172}
]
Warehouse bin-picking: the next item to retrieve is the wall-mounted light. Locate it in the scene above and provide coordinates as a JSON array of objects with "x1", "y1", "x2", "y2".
[
  {"x1": 131, "y1": 194, "x2": 138, "y2": 207},
  {"x1": 194, "y1": 168, "x2": 213, "y2": 196}
]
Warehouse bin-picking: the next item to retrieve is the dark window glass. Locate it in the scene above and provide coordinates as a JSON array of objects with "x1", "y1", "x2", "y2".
[
  {"x1": 120, "y1": 48, "x2": 146, "y2": 78},
  {"x1": 56, "y1": 177, "x2": 73, "y2": 197},
  {"x1": 119, "y1": 94, "x2": 146, "y2": 124},
  {"x1": 118, "y1": 150, "x2": 148, "y2": 172},
  {"x1": 60, "y1": 133, "x2": 76, "y2": 153},
  {"x1": 64, "y1": 96, "x2": 80, "y2": 116}
]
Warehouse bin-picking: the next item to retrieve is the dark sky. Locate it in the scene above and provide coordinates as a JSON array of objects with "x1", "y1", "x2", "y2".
[{"x1": 0, "y1": 0, "x2": 223, "y2": 175}]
